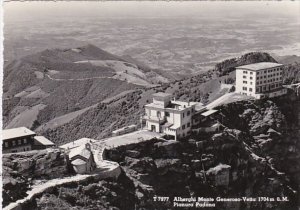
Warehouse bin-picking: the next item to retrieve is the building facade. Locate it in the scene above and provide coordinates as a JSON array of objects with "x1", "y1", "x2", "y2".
[
  {"x1": 143, "y1": 93, "x2": 218, "y2": 140},
  {"x1": 68, "y1": 143, "x2": 96, "y2": 174},
  {"x1": 236, "y1": 62, "x2": 287, "y2": 99},
  {"x1": 2, "y1": 127, "x2": 55, "y2": 153}
]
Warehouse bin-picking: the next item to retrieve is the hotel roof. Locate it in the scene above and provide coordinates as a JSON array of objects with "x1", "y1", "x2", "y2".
[
  {"x1": 2, "y1": 127, "x2": 35, "y2": 140},
  {"x1": 146, "y1": 101, "x2": 194, "y2": 111},
  {"x1": 34, "y1": 136, "x2": 55, "y2": 146},
  {"x1": 69, "y1": 144, "x2": 92, "y2": 160},
  {"x1": 201, "y1": 109, "x2": 218, "y2": 117},
  {"x1": 60, "y1": 138, "x2": 95, "y2": 150},
  {"x1": 153, "y1": 92, "x2": 172, "y2": 98},
  {"x1": 236, "y1": 62, "x2": 283, "y2": 71}
]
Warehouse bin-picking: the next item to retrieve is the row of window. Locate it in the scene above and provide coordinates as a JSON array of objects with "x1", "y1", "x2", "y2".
[
  {"x1": 4, "y1": 138, "x2": 28, "y2": 148},
  {"x1": 257, "y1": 73, "x2": 282, "y2": 80},
  {"x1": 243, "y1": 81, "x2": 253, "y2": 85},
  {"x1": 243, "y1": 76, "x2": 253, "y2": 80},
  {"x1": 264, "y1": 68, "x2": 282, "y2": 73},
  {"x1": 243, "y1": 71, "x2": 254, "y2": 75},
  {"x1": 243, "y1": 68, "x2": 283, "y2": 75},
  {"x1": 257, "y1": 78, "x2": 282, "y2": 84},
  {"x1": 257, "y1": 83, "x2": 281, "y2": 90},
  {"x1": 163, "y1": 109, "x2": 192, "y2": 118},
  {"x1": 242, "y1": 87, "x2": 253, "y2": 92},
  {"x1": 181, "y1": 122, "x2": 191, "y2": 130},
  {"x1": 242, "y1": 77, "x2": 282, "y2": 85},
  {"x1": 182, "y1": 110, "x2": 191, "y2": 118}
]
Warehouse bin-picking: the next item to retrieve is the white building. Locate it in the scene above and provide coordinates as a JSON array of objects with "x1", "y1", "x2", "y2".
[
  {"x1": 143, "y1": 93, "x2": 218, "y2": 140},
  {"x1": 235, "y1": 62, "x2": 287, "y2": 99}
]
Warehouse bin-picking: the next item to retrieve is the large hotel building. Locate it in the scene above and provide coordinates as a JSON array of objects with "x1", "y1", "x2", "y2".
[{"x1": 235, "y1": 62, "x2": 287, "y2": 99}]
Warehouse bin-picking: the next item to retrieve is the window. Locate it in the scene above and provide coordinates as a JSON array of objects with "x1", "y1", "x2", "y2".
[
  {"x1": 182, "y1": 113, "x2": 185, "y2": 118},
  {"x1": 187, "y1": 111, "x2": 190, "y2": 116},
  {"x1": 157, "y1": 111, "x2": 161, "y2": 118},
  {"x1": 187, "y1": 122, "x2": 191, "y2": 127},
  {"x1": 243, "y1": 76, "x2": 247, "y2": 79},
  {"x1": 12, "y1": 141, "x2": 16, "y2": 146},
  {"x1": 165, "y1": 112, "x2": 170, "y2": 117},
  {"x1": 250, "y1": 72, "x2": 253, "y2": 75},
  {"x1": 264, "y1": 70, "x2": 267, "y2": 73},
  {"x1": 182, "y1": 125, "x2": 186, "y2": 130},
  {"x1": 250, "y1": 77, "x2": 253, "y2": 80},
  {"x1": 24, "y1": 139, "x2": 27, "y2": 144},
  {"x1": 243, "y1": 87, "x2": 247, "y2": 91},
  {"x1": 243, "y1": 81, "x2": 247, "y2": 84},
  {"x1": 250, "y1": 82, "x2": 253, "y2": 85},
  {"x1": 256, "y1": 77, "x2": 259, "y2": 80},
  {"x1": 257, "y1": 72, "x2": 260, "y2": 75},
  {"x1": 243, "y1": 71, "x2": 248, "y2": 74},
  {"x1": 249, "y1": 88, "x2": 253, "y2": 92},
  {"x1": 18, "y1": 139, "x2": 21, "y2": 145},
  {"x1": 264, "y1": 76, "x2": 266, "y2": 78},
  {"x1": 4, "y1": 142, "x2": 8, "y2": 148}
]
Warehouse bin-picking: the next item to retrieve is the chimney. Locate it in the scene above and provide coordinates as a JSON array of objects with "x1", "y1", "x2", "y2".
[{"x1": 85, "y1": 143, "x2": 91, "y2": 151}]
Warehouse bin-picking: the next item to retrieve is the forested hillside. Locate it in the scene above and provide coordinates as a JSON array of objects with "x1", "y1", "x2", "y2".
[{"x1": 2, "y1": 45, "x2": 171, "y2": 132}]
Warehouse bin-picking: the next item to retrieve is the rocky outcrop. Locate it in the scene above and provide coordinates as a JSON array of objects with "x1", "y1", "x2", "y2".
[
  {"x1": 2, "y1": 149, "x2": 68, "y2": 207},
  {"x1": 3, "y1": 149, "x2": 67, "y2": 179},
  {"x1": 99, "y1": 96, "x2": 299, "y2": 210},
  {"x1": 206, "y1": 163, "x2": 231, "y2": 187}
]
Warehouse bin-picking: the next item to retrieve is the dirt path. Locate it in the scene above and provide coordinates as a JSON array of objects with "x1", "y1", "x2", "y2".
[{"x1": 45, "y1": 73, "x2": 114, "y2": 81}]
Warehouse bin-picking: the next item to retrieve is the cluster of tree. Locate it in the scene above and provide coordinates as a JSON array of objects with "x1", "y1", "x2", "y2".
[
  {"x1": 283, "y1": 63, "x2": 300, "y2": 84},
  {"x1": 214, "y1": 52, "x2": 277, "y2": 76}
]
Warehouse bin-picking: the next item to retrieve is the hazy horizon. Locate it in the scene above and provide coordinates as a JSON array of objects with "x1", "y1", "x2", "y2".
[{"x1": 4, "y1": 1, "x2": 300, "y2": 73}]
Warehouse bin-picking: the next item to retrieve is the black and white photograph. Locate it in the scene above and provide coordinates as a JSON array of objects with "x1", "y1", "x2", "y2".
[{"x1": 1, "y1": 1, "x2": 300, "y2": 209}]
